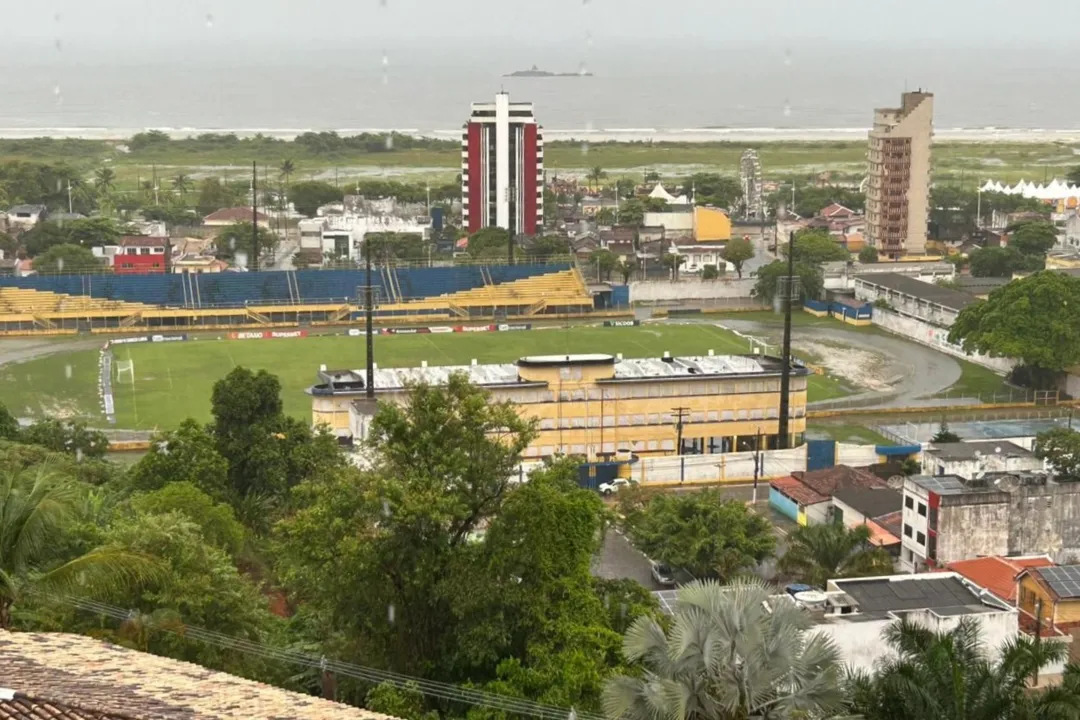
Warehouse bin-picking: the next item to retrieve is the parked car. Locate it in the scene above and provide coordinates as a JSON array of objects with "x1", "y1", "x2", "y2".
[
  {"x1": 598, "y1": 477, "x2": 636, "y2": 496},
  {"x1": 651, "y1": 561, "x2": 676, "y2": 586}
]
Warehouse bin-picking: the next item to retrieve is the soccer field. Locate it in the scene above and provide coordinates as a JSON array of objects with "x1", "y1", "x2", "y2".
[{"x1": 0, "y1": 323, "x2": 852, "y2": 430}]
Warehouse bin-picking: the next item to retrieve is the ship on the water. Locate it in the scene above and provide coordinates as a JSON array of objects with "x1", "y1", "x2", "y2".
[{"x1": 504, "y1": 65, "x2": 593, "y2": 78}]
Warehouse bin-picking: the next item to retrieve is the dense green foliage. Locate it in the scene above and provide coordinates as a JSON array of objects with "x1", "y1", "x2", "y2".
[
  {"x1": 752, "y1": 259, "x2": 825, "y2": 303},
  {"x1": 620, "y1": 488, "x2": 775, "y2": 578},
  {"x1": 778, "y1": 523, "x2": 894, "y2": 587},
  {"x1": 949, "y1": 272, "x2": 1080, "y2": 381},
  {"x1": 1035, "y1": 428, "x2": 1080, "y2": 483},
  {"x1": 785, "y1": 229, "x2": 851, "y2": 264},
  {"x1": 720, "y1": 236, "x2": 754, "y2": 278}
]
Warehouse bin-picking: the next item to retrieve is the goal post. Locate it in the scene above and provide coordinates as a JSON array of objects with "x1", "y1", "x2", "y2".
[{"x1": 116, "y1": 359, "x2": 135, "y2": 386}]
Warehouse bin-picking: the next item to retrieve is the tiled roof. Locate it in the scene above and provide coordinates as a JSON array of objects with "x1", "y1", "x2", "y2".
[
  {"x1": 770, "y1": 474, "x2": 827, "y2": 506},
  {"x1": 874, "y1": 510, "x2": 903, "y2": 539},
  {"x1": 793, "y1": 465, "x2": 884, "y2": 497},
  {"x1": 0, "y1": 631, "x2": 395, "y2": 720},
  {"x1": 945, "y1": 556, "x2": 1053, "y2": 603},
  {"x1": 118, "y1": 236, "x2": 168, "y2": 248},
  {"x1": 203, "y1": 207, "x2": 269, "y2": 223},
  {"x1": 858, "y1": 519, "x2": 900, "y2": 547}
]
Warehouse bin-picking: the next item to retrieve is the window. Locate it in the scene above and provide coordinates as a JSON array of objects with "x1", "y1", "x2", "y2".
[
  {"x1": 905, "y1": 495, "x2": 914, "y2": 510},
  {"x1": 918, "y1": 502, "x2": 927, "y2": 516},
  {"x1": 903, "y1": 523, "x2": 912, "y2": 538},
  {"x1": 916, "y1": 531, "x2": 926, "y2": 545}
]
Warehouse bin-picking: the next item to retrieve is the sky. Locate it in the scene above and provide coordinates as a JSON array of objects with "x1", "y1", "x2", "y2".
[{"x1": 2, "y1": 0, "x2": 1074, "y2": 50}]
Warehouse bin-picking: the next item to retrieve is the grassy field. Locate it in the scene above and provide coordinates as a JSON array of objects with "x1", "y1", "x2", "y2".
[
  {"x1": 4, "y1": 138, "x2": 1079, "y2": 193},
  {"x1": 0, "y1": 324, "x2": 852, "y2": 430}
]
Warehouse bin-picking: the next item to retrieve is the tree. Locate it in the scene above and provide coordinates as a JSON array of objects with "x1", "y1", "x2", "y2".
[
  {"x1": 617, "y1": 199, "x2": 646, "y2": 227},
  {"x1": 968, "y1": 246, "x2": 1027, "y2": 277},
  {"x1": 127, "y1": 482, "x2": 246, "y2": 556},
  {"x1": 720, "y1": 235, "x2": 755, "y2": 278},
  {"x1": 949, "y1": 272, "x2": 1080, "y2": 385},
  {"x1": 604, "y1": 579, "x2": 845, "y2": 720},
  {"x1": 212, "y1": 221, "x2": 278, "y2": 262},
  {"x1": 681, "y1": 173, "x2": 742, "y2": 209},
  {"x1": 701, "y1": 264, "x2": 720, "y2": 280},
  {"x1": 99, "y1": 511, "x2": 278, "y2": 678},
  {"x1": 595, "y1": 207, "x2": 617, "y2": 226},
  {"x1": 465, "y1": 227, "x2": 511, "y2": 260},
  {"x1": 1035, "y1": 427, "x2": 1080, "y2": 483},
  {"x1": 614, "y1": 259, "x2": 635, "y2": 284},
  {"x1": 21, "y1": 419, "x2": 109, "y2": 458},
  {"x1": 194, "y1": 177, "x2": 243, "y2": 217},
  {"x1": 846, "y1": 617, "x2": 1079, "y2": 720},
  {"x1": 525, "y1": 235, "x2": 570, "y2": 261},
  {"x1": 591, "y1": 249, "x2": 617, "y2": 281},
  {"x1": 752, "y1": 260, "x2": 824, "y2": 303},
  {"x1": 932, "y1": 420, "x2": 961, "y2": 444},
  {"x1": 94, "y1": 167, "x2": 116, "y2": 195},
  {"x1": 778, "y1": 523, "x2": 894, "y2": 588},
  {"x1": 784, "y1": 229, "x2": 850, "y2": 265},
  {"x1": 276, "y1": 375, "x2": 537, "y2": 679},
  {"x1": 587, "y1": 166, "x2": 606, "y2": 191},
  {"x1": 661, "y1": 252, "x2": 686, "y2": 281},
  {"x1": 0, "y1": 401, "x2": 20, "y2": 441},
  {"x1": 0, "y1": 465, "x2": 158, "y2": 628},
  {"x1": 621, "y1": 488, "x2": 775, "y2": 579},
  {"x1": 1010, "y1": 219, "x2": 1059, "y2": 257},
  {"x1": 288, "y1": 180, "x2": 343, "y2": 218},
  {"x1": 170, "y1": 174, "x2": 192, "y2": 203},
  {"x1": 859, "y1": 245, "x2": 879, "y2": 263},
  {"x1": 1069, "y1": 167, "x2": 1080, "y2": 187},
  {"x1": 127, "y1": 419, "x2": 230, "y2": 496}
]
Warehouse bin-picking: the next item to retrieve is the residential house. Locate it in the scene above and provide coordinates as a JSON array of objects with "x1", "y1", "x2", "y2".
[
  {"x1": 581, "y1": 196, "x2": 618, "y2": 218},
  {"x1": 769, "y1": 465, "x2": 885, "y2": 525},
  {"x1": 6, "y1": 204, "x2": 46, "y2": 229},
  {"x1": 923, "y1": 441, "x2": 1044, "y2": 479},
  {"x1": 172, "y1": 254, "x2": 229, "y2": 273},
  {"x1": 820, "y1": 203, "x2": 856, "y2": 220},
  {"x1": 0, "y1": 630, "x2": 396, "y2": 720},
  {"x1": 901, "y1": 472, "x2": 1080, "y2": 572},
  {"x1": 830, "y1": 487, "x2": 903, "y2": 552},
  {"x1": 804, "y1": 573, "x2": 1065, "y2": 679},
  {"x1": 112, "y1": 236, "x2": 170, "y2": 274},
  {"x1": 203, "y1": 207, "x2": 270, "y2": 228},
  {"x1": 946, "y1": 555, "x2": 1053, "y2": 605},
  {"x1": 1017, "y1": 565, "x2": 1080, "y2": 649}
]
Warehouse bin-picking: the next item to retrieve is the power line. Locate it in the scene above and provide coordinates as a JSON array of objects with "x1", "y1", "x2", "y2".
[{"x1": 35, "y1": 592, "x2": 603, "y2": 720}]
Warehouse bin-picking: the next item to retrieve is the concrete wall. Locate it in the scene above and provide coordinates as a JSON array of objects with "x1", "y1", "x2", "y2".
[
  {"x1": 644, "y1": 211, "x2": 693, "y2": 234},
  {"x1": 631, "y1": 446, "x2": 807, "y2": 485},
  {"x1": 628, "y1": 278, "x2": 756, "y2": 303},
  {"x1": 836, "y1": 443, "x2": 883, "y2": 467},
  {"x1": 871, "y1": 307, "x2": 1017, "y2": 374},
  {"x1": 938, "y1": 497, "x2": 1011, "y2": 564},
  {"x1": 1007, "y1": 483, "x2": 1080, "y2": 563},
  {"x1": 854, "y1": 281, "x2": 960, "y2": 327},
  {"x1": 810, "y1": 605, "x2": 1017, "y2": 672},
  {"x1": 932, "y1": 455, "x2": 1046, "y2": 480}
]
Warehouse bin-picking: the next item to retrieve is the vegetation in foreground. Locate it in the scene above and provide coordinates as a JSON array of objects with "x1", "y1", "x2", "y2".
[{"x1": 7, "y1": 364, "x2": 1080, "y2": 718}]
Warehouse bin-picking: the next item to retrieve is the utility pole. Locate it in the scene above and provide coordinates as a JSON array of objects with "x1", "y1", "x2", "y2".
[
  {"x1": 1033, "y1": 598, "x2": 1044, "y2": 686},
  {"x1": 67, "y1": 180, "x2": 73, "y2": 214},
  {"x1": 777, "y1": 230, "x2": 796, "y2": 449},
  {"x1": 752, "y1": 427, "x2": 763, "y2": 504},
  {"x1": 365, "y1": 235, "x2": 375, "y2": 401},
  {"x1": 672, "y1": 406, "x2": 691, "y2": 483},
  {"x1": 251, "y1": 161, "x2": 259, "y2": 271}
]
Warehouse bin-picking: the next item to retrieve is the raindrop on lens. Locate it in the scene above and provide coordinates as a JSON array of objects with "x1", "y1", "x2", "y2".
[
  {"x1": 783, "y1": 101, "x2": 792, "y2": 118},
  {"x1": 384, "y1": 135, "x2": 393, "y2": 151},
  {"x1": 64, "y1": 364, "x2": 72, "y2": 380},
  {"x1": 205, "y1": 13, "x2": 214, "y2": 28},
  {"x1": 382, "y1": 499, "x2": 391, "y2": 517},
  {"x1": 387, "y1": 603, "x2": 395, "y2": 623},
  {"x1": 57, "y1": 258, "x2": 65, "y2": 272}
]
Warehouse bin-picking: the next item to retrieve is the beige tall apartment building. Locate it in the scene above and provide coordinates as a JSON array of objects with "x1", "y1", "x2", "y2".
[{"x1": 866, "y1": 91, "x2": 934, "y2": 257}]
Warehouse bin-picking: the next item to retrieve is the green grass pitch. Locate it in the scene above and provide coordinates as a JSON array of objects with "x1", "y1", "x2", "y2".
[{"x1": 0, "y1": 324, "x2": 851, "y2": 431}]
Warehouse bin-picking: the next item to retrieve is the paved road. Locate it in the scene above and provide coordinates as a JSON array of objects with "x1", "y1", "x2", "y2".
[
  {"x1": 591, "y1": 483, "x2": 787, "y2": 588},
  {"x1": 717, "y1": 318, "x2": 963, "y2": 408},
  {"x1": 735, "y1": 224, "x2": 776, "y2": 276}
]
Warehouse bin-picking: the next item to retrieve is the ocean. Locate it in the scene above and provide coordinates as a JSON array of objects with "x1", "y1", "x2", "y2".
[{"x1": 0, "y1": 42, "x2": 1076, "y2": 141}]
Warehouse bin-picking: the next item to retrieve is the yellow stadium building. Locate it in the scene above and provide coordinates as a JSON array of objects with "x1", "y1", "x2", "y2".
[{"x1": 309, "y1": 352, "x2": 809, "y2": 460}]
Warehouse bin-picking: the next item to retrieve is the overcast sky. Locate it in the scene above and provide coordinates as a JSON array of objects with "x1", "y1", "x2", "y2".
[{"x1": 3, "y1": 0, "x2": 1074, "y2": 49}]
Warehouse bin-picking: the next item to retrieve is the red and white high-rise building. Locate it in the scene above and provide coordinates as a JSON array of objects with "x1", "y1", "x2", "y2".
[{"x1": 461, "y1": 92, "x2": 543, "y2": 237}]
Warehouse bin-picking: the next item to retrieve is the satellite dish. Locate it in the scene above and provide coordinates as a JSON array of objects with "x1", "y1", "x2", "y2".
[
  {"x1": 887, "y1": 475, "x2": 906, "y2": 490},
  {"x1": 995, "y1": 474, "x2": 1020, "y2": 493}
]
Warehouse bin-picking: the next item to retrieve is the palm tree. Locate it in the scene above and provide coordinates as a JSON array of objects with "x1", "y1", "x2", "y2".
[
  {"x1": 778, "y1": 522, "x2": 895, "y2": 588},
  {"x1": 603, "y1": 579, "x2": 845, "y2": 720},
  {"x1": 846, "y1": 616, "x2": 1080, "y2": 720},
  {"x1": 587, "y1": 165, "x2": 606, "y2": 191},
  {"x1": 0, "y1": 465, "x2": 159, "y2": 629},
  {"x1": 171, "y1": 174, "x2": 192, "y2": 203},
  {"x1": 94, "y1": 167, "x2": 116, "y2": 195}
]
